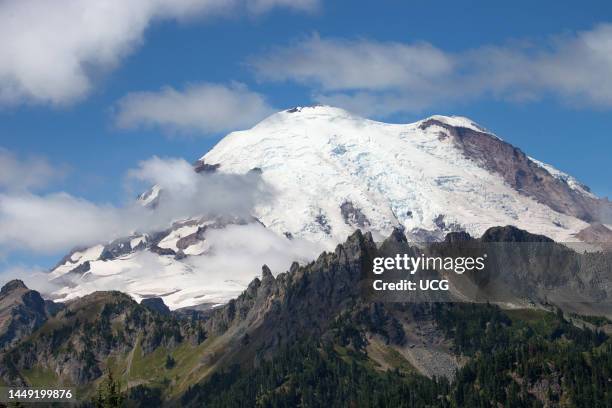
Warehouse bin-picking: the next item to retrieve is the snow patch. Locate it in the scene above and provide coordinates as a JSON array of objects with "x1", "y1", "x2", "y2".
[{"x1": 528, "y1": 157, "x2": 595, "y2": 198}]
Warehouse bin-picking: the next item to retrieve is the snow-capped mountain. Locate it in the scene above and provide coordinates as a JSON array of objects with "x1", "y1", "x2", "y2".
[
  {"x1": 204, "y1": 106, "x2": 605, "y2": 243},
  {"x1": 48, "y1": 105, "x2": 612, "y2": 308}
]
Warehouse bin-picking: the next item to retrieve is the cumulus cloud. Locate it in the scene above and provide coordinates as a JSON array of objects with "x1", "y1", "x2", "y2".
[
  {"x1": 0, "y1": 0, "x2": 318, "y2": 106},
  {"x1": 50, "y1": 223, "x2": 322, "y2": 308},
  {"x1": 0, "y1": 149, "x2": 324, "y2": 304},
  {"x1": 114, "y1": 83, "x2": 275, "y2": 134},
  {"x1": 250, "y1": 25, "x2": 612, "y2": 116},
  {"x1": 126, "y1": 155, "x2": 272, "y2": 219},
  {"x1": 0, "y1": 148, "x2": 67, "y2": 191},
  {"x1": 0, "y1": 152, "x2": 271, "y2": 254}
]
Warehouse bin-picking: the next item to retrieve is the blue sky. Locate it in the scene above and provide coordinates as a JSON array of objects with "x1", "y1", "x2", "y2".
[{"x1": 1, "y1": 0, "x2": 611, "y2": 273}]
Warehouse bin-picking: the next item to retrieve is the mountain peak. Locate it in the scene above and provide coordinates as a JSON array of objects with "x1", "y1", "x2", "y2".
[
  {"x1": 261, "y1": 106, "x2": 487, "y2": 134},
  {"x1": 47, "y1": 104, "x2": 611, "y2": 309},
  {"x1": 0, "y1": 279, "x2": 28, "y2": 295},
  {"x1": 283, "y1": 104, "x2": 351, "y2": 116},
  {"x1": 203, "y1": 105, "x2": 599, "y2": 247},
  {"x1": 254, "y1": 104, "x2": 358, "y2": 128}
]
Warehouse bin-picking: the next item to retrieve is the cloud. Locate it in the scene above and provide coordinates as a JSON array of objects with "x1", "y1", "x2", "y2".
[
  {"x1": 0, "y1": 153, "x2": 272, "y2": 254},
  {"x1": 0, "y1": 0, "x2": 318, "y2": 106},
  {"x1": 247, "y1": 0, "x2": 319, "y2": 14},
  {"x1": 114, "y1": 83, "x2": 275, "y2": 135},
  {"x1": 0, "y1": 148, "x2": 67, "y2": 191},
  {"x1": 251, "y1": 34, "x2": 454, "y2": 92},
  {"x1": 126, "y1": 155, "x2": 272, "y2": 218},
  {"x1": 250, "y1": 25, "x2": 612, "y2": 116},
  {"x1": 0, "y1": 264, "x2": 61, "y2": 294},
  {"x1": 0, "y1": 149, "x2": 322, "y2": 305},
  {"x1": 47, "y1": 223, "x2": 322, "y2": 308}
]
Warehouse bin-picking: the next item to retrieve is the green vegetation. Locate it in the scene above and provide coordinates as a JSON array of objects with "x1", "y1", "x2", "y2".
[
  {"x1": 4, "y1": 291, "x2": 611, "y2": 407},
  {"x1": 569, "y1": 312, "x2": 612, "y2": 327},
  {"x1": 21, "y1": 366, "x2": 59, "y2": 387},
  {"x1": 181, "y1": 341, "x2": 449, "y2": 407},
  {"x1": 177, "y1": 304, "x2": 612, "y2": 407},
  {"x1": 93, "y1": 370, "x2": 124, "y2": 408},
  {"x1": 435, "y1": 303, "x2": 611, "y2": 407}
]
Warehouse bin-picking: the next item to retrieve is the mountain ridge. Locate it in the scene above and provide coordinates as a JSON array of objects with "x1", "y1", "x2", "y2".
[
  {"x1": 42, "y1": 105, "x2": 612, "y2": 309},
  {"x1": 1, "y1": 225, "x2": 611, "y2": 406}
]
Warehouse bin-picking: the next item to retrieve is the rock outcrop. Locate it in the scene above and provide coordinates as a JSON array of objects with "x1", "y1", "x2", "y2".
[{"x1": 0, "y1": 280, "x2": 59, "y2": 350}]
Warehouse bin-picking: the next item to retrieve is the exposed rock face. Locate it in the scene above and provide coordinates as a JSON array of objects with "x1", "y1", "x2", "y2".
[
  {"x1": 420, "y1": 118, "x2": 609, "y2": 223},
  {"x1": 0, "y1": 280, "x2": 56, "y2": 350},
  {"x1": 141, "y1": 297, "x2": 171, "y2": 316},
  {"x1": 439, "y1": 226, "x2": 612, "y2": 316},
  {"x1": 576, "y1": 223, "x2": 612, "y2": 247},
  {"x1": 201, "y1": 225, "x2": 612, "y2": 367},
  {"x1": 340, "y1": 201, "x2": 370, "y2": 228},
  {"x1": 480, "y1": 225, "x2": 554, "y2": 243},
  {"x1": 193, "y1": 159, "x2": 220, "y2": 173},
  {"x1": 100, "y1": 238, "x2": 134, "y2": 261},
  {"x1": 314, "y1": 212, "x2": 333, "y2": 235},
  {"x1": 150, "y1": 245, "x2": 176, "y2": 256},
  {"x1": 202, "y1": 230, "x2": 378, "y2": 359},
  {"x1": 2, "y1": 226, "x2": 611, "y2": 390},
  {"x1": 433, "y1": 214, "x2": 463, "y2": 233},
  {"x1": 176, "y1": 226, "x2": 206, "y2": 250}
]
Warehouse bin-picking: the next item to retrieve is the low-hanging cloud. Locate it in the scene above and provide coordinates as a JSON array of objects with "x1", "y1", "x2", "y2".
[
  {"x1": 0, "y1": 0, "x2": 319, "y2": 106},
  {"x1": 48, "y1": 223, "x2": 323, "y2": 308},
  {"x1": 250, "y1": 25, "x2": 612, "y2": 116},
  {"x1": 0, "y1": 150, "x2": 326, "y2": 304},
  {"x1": 0, "y1": 264, "x2": 61, "y2": 295},
  {"x1": 114, "y1": 82, "x2": 275, "y2": 135},
  {"x1": 0, "y1": 151, "x2": 272, "y2": 254}
]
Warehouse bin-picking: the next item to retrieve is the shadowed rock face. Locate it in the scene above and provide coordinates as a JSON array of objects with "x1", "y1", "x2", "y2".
[
  {"x1": 141, "y1": 297, "x2": 171, "y2": 316},
  {"x1": 480, "y1": 225, "x2": 554, "y2": 243},
  {"x1": 576, "y1": 223, "x2": 612, "y2": 242},
  {"x1": 0, "y1": 280, "x2": 56, "y2": 350},
  {"x1": 340, "y1": 201, "x2": 370, "y2": 228},
  {"x1": 202, "y1": 225, "x2": 612, "y2": 360},
  {"x1": 202, "y1": 230, "x2": 379, "y2": 356},
  {"x1": 193, "y1": 159, "x2": 220, "y2": 174},
  {"x1": 1, "y1": 226, "x2": 611, "y2": 390},
  {"x1": 420, "y1": 119, "x2": 610, "y2": 224}
]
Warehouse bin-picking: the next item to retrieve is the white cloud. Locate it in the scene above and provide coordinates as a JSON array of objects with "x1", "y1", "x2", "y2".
[
  {"x1": 114, "y1": 83, "x2": 275, "y2": 134},
  {"x1": 0, "y1": 0, "x2": 318, "y2": 106},
  {"x1": 0, "y1": 153, "x2": 272, "y2": 254},
  {"x1": 46, "y1": 223, "x2": 322, "y2": 308},
  {"x1": 0, "y1": 149, "x2": 322, "y2": 303},
  {"x1": 250, "y1": 25, "x2": 612, "y2": 116},
  {"x1": 251, "y1": 34, "x2": 453, "y2": 92},
  {"x1": 247, "y1": 0, "x2": 319, "y2": 14},
  {"x1": 0, "y1": 148, "x2": 66, "y2": 191},
  {"x1": 0, "y1": 264, "x2": 62, "y2": 294},
  {"x1": 0, "y1": 192, "x2": 131, "y2": 253}
]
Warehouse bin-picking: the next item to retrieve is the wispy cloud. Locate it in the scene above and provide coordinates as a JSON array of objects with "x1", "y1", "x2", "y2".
[
  {"x1": 250, "y1": 25, "x2": 612, "y2": 116},
  {"x1": 0, "y1": 149, "x2": 322, "y2": 304},
  {"x1": 0, "y1": 0, "x2": 319, "y2": 107},
  {"x1": 0, "y1": 148, "x2": 67, "y2": 191},
  {"x1": 48, "y1": 223, "x2": 322, "y2": 308},
  {"x1": 0, "y1": 150, "x2": 271, "y2": 254},
  {"x1": 114, "y1": 82, "x2": 275, "y2": 135},
  {"x1": 0, "y1": 264, "x2": 60, "y2": 294}
]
